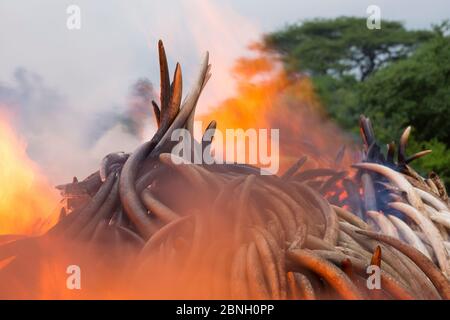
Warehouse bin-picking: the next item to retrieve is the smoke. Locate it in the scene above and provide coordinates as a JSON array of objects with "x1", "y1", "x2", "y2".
[
  {"x1": 86, "y1": 78, "x2": 157, "y2": 144},
  {"x1": 0, "y1": 68, "x2": 157, "y2": 184},
  {"x1": 122, "y1": 78, "x2": 157, "y2": 138},
  {"x1": 0, "y1": 0, "x2": 262, "y2": 185}
]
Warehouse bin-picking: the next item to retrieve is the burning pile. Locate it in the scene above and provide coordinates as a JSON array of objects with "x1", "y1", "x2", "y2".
[
  {"x1": 0, "y1": 41, "x2": 449, "y2": 300},
  {"x1": 284, "y1": 116, "x2": 450, "y2": 299}
]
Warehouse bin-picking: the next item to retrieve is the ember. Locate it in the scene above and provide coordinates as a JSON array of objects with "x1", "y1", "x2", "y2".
[{"x1": 0, "y1": 41, "x2": 449, "y2": 300}]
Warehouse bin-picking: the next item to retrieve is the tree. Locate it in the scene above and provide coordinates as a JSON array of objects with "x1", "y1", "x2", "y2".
[
  {"x1": 360, "y1": 33, "x2": 450, "y2": 143},
  {"x1": 265, "y1": 17, "x2": 450, "y2": 185},
  {"x1": 264, "y1": 17, "x2": 433, "y2": 81},
  {"x1": 360, "y1": 33, "x2": 450, "y2": 184}
]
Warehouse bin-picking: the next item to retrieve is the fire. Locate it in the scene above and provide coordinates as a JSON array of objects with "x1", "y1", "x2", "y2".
[
  {"x1": 0, "y1": 41, "x2": 360, "y2": 299},
  {"x1": 201, "y1": 46, "x2": 356, "y2": 174},
  {"x1": 0, "y1": 113, "x2": 59, "y2": 236}
]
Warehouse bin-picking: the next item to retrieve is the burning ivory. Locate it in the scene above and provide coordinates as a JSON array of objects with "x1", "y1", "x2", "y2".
[
  {"x1": 170, "y1": 122, "x2": 280, "y2": 175},
  {"x1": 0, "y1": 40, "x2": 449, "y2": 300}
]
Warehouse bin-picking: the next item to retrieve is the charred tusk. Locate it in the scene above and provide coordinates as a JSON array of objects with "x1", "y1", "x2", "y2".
[
  {"x1": 141, "y1": 188, "x2": 180, "y2": 224},
  {"x1": 100, "y1": 152, "x2": 129, "y2": 182},
  {"x1": 281, "y1": 156, "x2": 308, "y2": 180}
]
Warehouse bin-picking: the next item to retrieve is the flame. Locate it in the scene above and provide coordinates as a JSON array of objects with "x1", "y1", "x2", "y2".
[
  {"x1": 0, "y1": 112, "x2": 59, "y2": 236},
  {"x1": 202, "y1": 47, "x2": 356, "y2": 173},
  {"x1": 0, "y1": 40, "x2": 360, "y2": 298}
]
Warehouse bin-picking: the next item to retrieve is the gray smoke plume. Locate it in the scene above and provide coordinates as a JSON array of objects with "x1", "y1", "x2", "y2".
[{"x1": 0, "y1": 68, "x2": 157, "y2": 184}]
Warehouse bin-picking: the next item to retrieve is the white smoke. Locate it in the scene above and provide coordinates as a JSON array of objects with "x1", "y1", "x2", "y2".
[{"x1": 0, "y1": 68, "x2": 157, "y2": 184}]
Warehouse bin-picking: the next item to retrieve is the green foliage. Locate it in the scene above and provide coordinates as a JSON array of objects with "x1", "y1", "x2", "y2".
[
  {"x1": 265, "y1": 17, "x2": 450, "y2": 186},
  {"x1": 265, "y1": 17, "x2": 433, "y2": 80},
  {"x1": 408, "y1": 137, "x2": 450, "y2": 187},
  {"x1": 360, "y1": 35, "x2": 450, "y2": 144},
  {"x1": 311, "y1": 75, "x2": 360, "y2": 132},
  {"x1": 359, "y1": 34, "x2": 450, "y2": 184}
]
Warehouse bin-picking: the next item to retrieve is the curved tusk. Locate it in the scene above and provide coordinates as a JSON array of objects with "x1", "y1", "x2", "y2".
[
  {"x1": 141, "y1": 188, "x2": 180, "y2": 224},
  {"x1": 353, "y1": 162, "x2": 423, "y2": 210},
  {"x1": 414, "y1": 187, "x2": 450, "y2": 213},
  {"x1": 356, "y1": 229, "x2": 450, "y2": 300},
  {"x1": 389, "y1": 201, "x2": 449, "y2": 275},
  {"x1": 398, "y1": 126, "x2": 411, "y2": 164},
  {"x1": 366, "y1": 211, "x2": 400, "y2": 239},
  {"x1": 287, "y1": 249, "x2": 364, "y2": 300},
  {"x1": 387, "y1": 214, "x2": 432, "y2": 259}
]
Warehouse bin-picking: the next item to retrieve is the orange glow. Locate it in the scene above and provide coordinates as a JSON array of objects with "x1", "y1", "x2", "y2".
[
  {"x1": 0, "y1": 45, "x2": 359, "y2": 299},
  {"x1": 0, "y1": 113, "x2": 59, "y2": 236},
  {"x1": 202, "y1": 48, "x2": 356, "y2": 174}
]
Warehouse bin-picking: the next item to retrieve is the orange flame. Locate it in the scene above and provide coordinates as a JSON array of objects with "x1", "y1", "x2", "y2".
[
  {"x1": 0, "y1": 44, "x2": 359, "y2": 299},
  {"x1": 0, "y1": 112, "x2": 59, "y2": 236},
  {"x1": 202, "y1": 47, "x2": 356, "y2": 173}
]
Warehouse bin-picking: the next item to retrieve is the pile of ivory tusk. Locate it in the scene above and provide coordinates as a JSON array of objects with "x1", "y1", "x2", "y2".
[
  {"x1": 0, "y1": 41, "x2": 449, "y2": 300},
  {"x1": 286, "y1": 115, "x2": 450, "y2": 299}
]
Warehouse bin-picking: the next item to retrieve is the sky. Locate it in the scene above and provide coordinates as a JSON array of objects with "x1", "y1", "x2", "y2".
[{"x1": 0, "y1": 0, "x2": 448, "y2": 183}]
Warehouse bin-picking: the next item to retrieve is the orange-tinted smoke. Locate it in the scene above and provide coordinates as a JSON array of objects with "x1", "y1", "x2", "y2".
[
  {"x1": 201, "y1": 46, "x2": 357, "y2": 174},
  {"x1": 0, "y1": 44, "x2": 360, "y2": 299}
]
